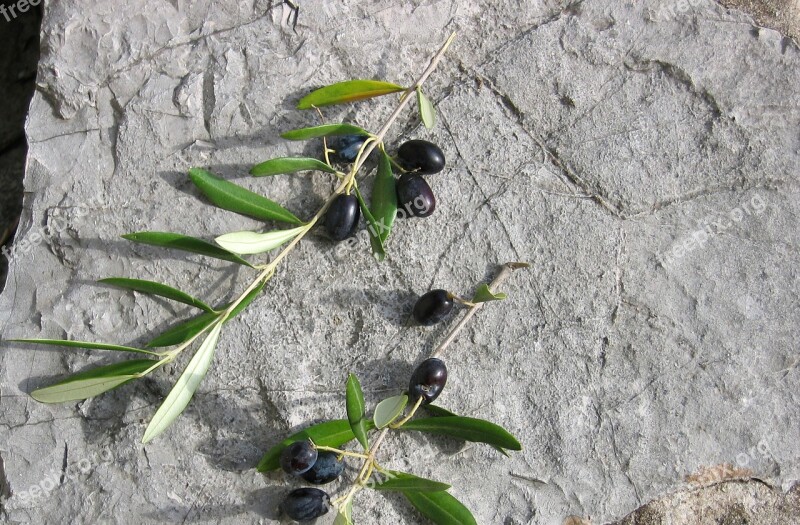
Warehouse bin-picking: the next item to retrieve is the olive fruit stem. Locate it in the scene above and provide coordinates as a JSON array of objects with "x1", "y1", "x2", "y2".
[
  {"x1": 389, "y1": 396, "x2": 424, "y2": 429},
  {"x1": 313, "y1": 444, "x2": 370, "y2": 461},
  {"x1": 450, "y1": 295, "x2": 477, "y2": 308},
  {"x1": 430, "y1": 262, "x2": 528, "y2": 360}
]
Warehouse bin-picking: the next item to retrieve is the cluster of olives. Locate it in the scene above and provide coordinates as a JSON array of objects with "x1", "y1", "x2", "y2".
[
  {"x1": 323, "y1": 138, "x2": 445, "y2": 241},
  {"x1": 278, "y1": 356, "x2": 449, "y2": 522}
]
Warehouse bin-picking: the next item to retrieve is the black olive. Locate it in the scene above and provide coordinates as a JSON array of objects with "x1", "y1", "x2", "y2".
[
  {"x1": 408, "y1": 357, "x2": 448, "y2": 405},
  {"x1": 324, "y1": 194, "x2": 360, "y2": 241},
  {"x1": 412, "y1": 289, "x2": 453, "y2": 325},
  {"x1": 280, "y1": 488, "x2": 330, "y2": 522},
  {"x1": 300, "y1": 451, "x2": 344, "y2": 484},
  {"x1": 397, "y1": 140, "x2": 445, "y2": 175},
  {"x1": 396, "y1": 174, "x2": 435, "y2": 218}
]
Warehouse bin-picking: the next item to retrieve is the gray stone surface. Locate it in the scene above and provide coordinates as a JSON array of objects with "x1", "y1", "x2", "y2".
[{"x1": 1, "y1": 0, "x2": 799, "y2": 524}]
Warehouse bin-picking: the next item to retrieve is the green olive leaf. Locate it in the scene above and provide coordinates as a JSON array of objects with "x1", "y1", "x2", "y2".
[
  {"x1": 250, "y1": 157, "x2": 337, "y2": 177},
  {"x1": 471, "y1": 283, "x2": 507, "y2": 303},
  {"x1": 215, "y1": 226, "x2": 306, "y2": 255},
  {"x1": 372, "y1": 471, "x2": 450, "y2": 493},
  {"x1": 281, "y1": 123, "x2": 370, "y2": 141},
  {"x1": 142, "y1": 323, "x2": 223, "y2": 443},
  {"x1": 398, "y1": 416, "x2": 522, "y2": 451},
  {"x1": 31, "y1": 359, "x2": 161, "y2": 403},
  {"x1": 353, "y1": 185, "x2": 386, "y2": 262},
  {"x1": 122, "y1": 232, "x2": 254, "y2": 267},
  {"x1": 332, "y1": 499, "x2": 353, "y2": 525},
  {"x1": 145, "y1": 280, "x2": 265, "y2": 348},
  {"x1": 417, "y1": 88, "x2": 436, "y2": 129},
  {"x1": 257, "y1": 418, "x2": 376, "y2": 472},
  {"x1": 373, "y1": 394, "x2": 408, "y2": 429},
  {"x1": 425, "y1": 405, "x2": 510, "y2": 456},
  {"x1": 346, "y1": 373, "x2": 369, "y2": 451},
  {"x1": 9, "y1": 339, "x2": 160, "y2": 356},
  {"x1": 402, "y1": 490, "x2": 477, "y2": 525},
  {"x1": 189, "y1": 168, "x2": 303, "y2": 225},
  {"x1": 99, "y1": 277, "x2": 215, "y2": 313},
  {"x1": 297, "y1": 80, "x2": 405, "y2": 109},
  {"x1": 370, "y1": 150, "x2": 397, "y2": 244}
]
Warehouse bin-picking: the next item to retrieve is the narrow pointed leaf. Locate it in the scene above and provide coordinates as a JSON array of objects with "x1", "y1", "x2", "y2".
[
  {"x1": 281, "y1": 123, "x2": 370, "y2": 141},
  {"x1": 399, "y1": 416, "x2": 522, "y2": 451},
  {"x1": 353, "y1": 185, "x2": 386, "y2": 261},
  {"x1": 417, "y1": 88, "x2": 436, "y2": 129},
  {"x1": 9, "y1": 339, "x2": 160, "y2": 356},
  {"x1": 425, "y1": 404, "x2": 509, "y2": 456},
  {"x1": 372, "y1": 471, "x2": 450, "y2": 493},
  {"x1": 346, "y1": 373, "x2": 368, "y2": 450},
  {"x1": 189, "y1": 168, "x2": 303, "y2": 225},
  {"x1": 145, "y1": 280, "x2": 264, "y2": 348},
  {"x1": 215, "y1": 226, "x2": 305, "y2": 255},
  {"x1": 123, "y1": 232, "x2": 253, "y2": 267},
  {"x1": 146, "y1": 311, "x2": 220, "y2": 348},
  {"x1": 297, "y1": 79, "x2": 406, "y2": 109},
  {"x1": 142, "y1": 323, "x2": 223, "y2": 443},
  {"x1": 472, "y1": 283, "x2": 507, "y2": 303},
  {"x1": 99, "y1": 277, "x2": 214, "y2": 313},
  {"x1": 31, "y1": 359, "x2": 159, "y2": 403},
  {"x1": 402, "y1": 490, "x2": 477, "y2": 525},
  {"x1": 258, "y1": 418, "x2": 376, "y2": 472},
  {"x1": 250, "y1": 157, "x2": 337, "y2": 177},
  {"x1": 370, "y1": 150, "x2": 397, "y2": 244},
  {"x1": 373, "y1": 394, "x2": 408, "y2": 429}
]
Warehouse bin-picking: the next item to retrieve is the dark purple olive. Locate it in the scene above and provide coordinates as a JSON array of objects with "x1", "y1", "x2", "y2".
[
  {"x1": 396, "y1": 174, "x2": 435, "y2": 218},
  {"x1": 333, "y1": 134, "x2": 368, "y2": 162},
  {"x1": 279, "y1": 441, "x2": 318, "y2": 475},
  {"x1": 408, "y1": 357, "x2": 448, "y2": 405},
  {"x1": 301, "y1": 451, "x2": 344, "y2": 484},
  {"x1": 397, "y1": 139, "x2": 445, "y2": 175},
  {"x1": 412, "y1": 289, "x2": 453, "y2": 326},
  {"x1": 324, "y1": 194, "x2": 360, "y2": 241},
  {"x1": 280, "y1": 487, "x2": 330, "y2": 522}
]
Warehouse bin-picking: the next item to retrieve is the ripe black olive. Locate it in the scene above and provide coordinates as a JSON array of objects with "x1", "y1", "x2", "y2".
[
  {"x1": 408, "y1": 357, "x2": 448, "y2": 405},
  {"x1": 280, "y1": 487, "x2": 330, "y2": 522},
  {"x1": 301, "y1": 451, "x2": 344, "y2": 484},
  {"x1": 324, "y1": 194, "x2": 360, "y2": 241},
  {"x1": 333, "y1": 134, "x2": 368, "y2": 162},
  {"x1": 279, "y1": 440, "x2": 318, "y2": 475},
  {"x1": 396, "y1": 174, "x2": 435, "y2": 218},
  {"x1": 412, "y1": 289, "x2": 453, "y2": 325},
  {"x1": 397, "y1": 139, "x2": 445, "y2": 175}
]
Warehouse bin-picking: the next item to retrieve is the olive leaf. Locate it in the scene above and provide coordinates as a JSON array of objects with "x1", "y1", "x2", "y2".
[
  {"x1": 402, "y1": 490, "x2": 477, "y2": 525},
  {"x1": 281, "y1": 123, "x2": 370, "y2": 141},
  {"x1": 353, "y1": 185, "x2": 386, "y2": 261},
  {"x1": 417, "y1": 88, "x2": 436, "y2": 129},
  {"x1": 99, "y1": 277, "x2": 215, "y2": 313},
  {"x1": 9, "y1": 339, "x2": 160, "y2": 356},
  {"x1": 372, "y1": 471, "x2": 450, "y2": 493},
  {"x1": 373, "y1": 394, "x2": 408, "y2": 429},
  {"x1": 31, "y1": 359, "x2": 161, "y2": 403},
  {"x1": 257, "y1": 418, "x2": 376, "y2": 472},
  {"x1": 142, "y1": 322, "x2": 223, "y2": 443},
  {"x1": 346, "y1": 374, "x2": 369, "y2": 451},
  {"x1": 332, "y1": 499, "x2": 353, "y2": 525},
  {"x1": 123, "y1": 232, "x2": 253, "y2": 267},
  {"x1": 399, "y1": 416, "x2": 522, "y2": 451},
  {"x1": 370, "y1": 150, "x2": 397, "y2": 244},
  {"x1": 145, "y1": 280, "x2": 265, "y2": 348},
  {"x1": 472, "y1": 283, "x2": 507, "y2": 303},
  {"x1": 189, "y1": 168, "x2": 303, "y2": 225},
  {"x1": 215, "y1": 226, "x2": 306, "y2": 255},
  {"x1": 250, "y1": 157, "x2": 337, "y2": 177},
  {"x1": 297, "y1": 80, "x2": 406, "y2": 109},
  {"x1": 425, "y1": 404, "x2": 510, "y2": 457}
]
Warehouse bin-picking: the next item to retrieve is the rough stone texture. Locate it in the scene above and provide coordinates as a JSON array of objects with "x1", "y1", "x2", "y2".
[
  {"x1": 1, "y1": 1, "x2": 799, "y2": 524},
  {"x1": 718, "y1": 0, "x2": 800, "y2": 42}
]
